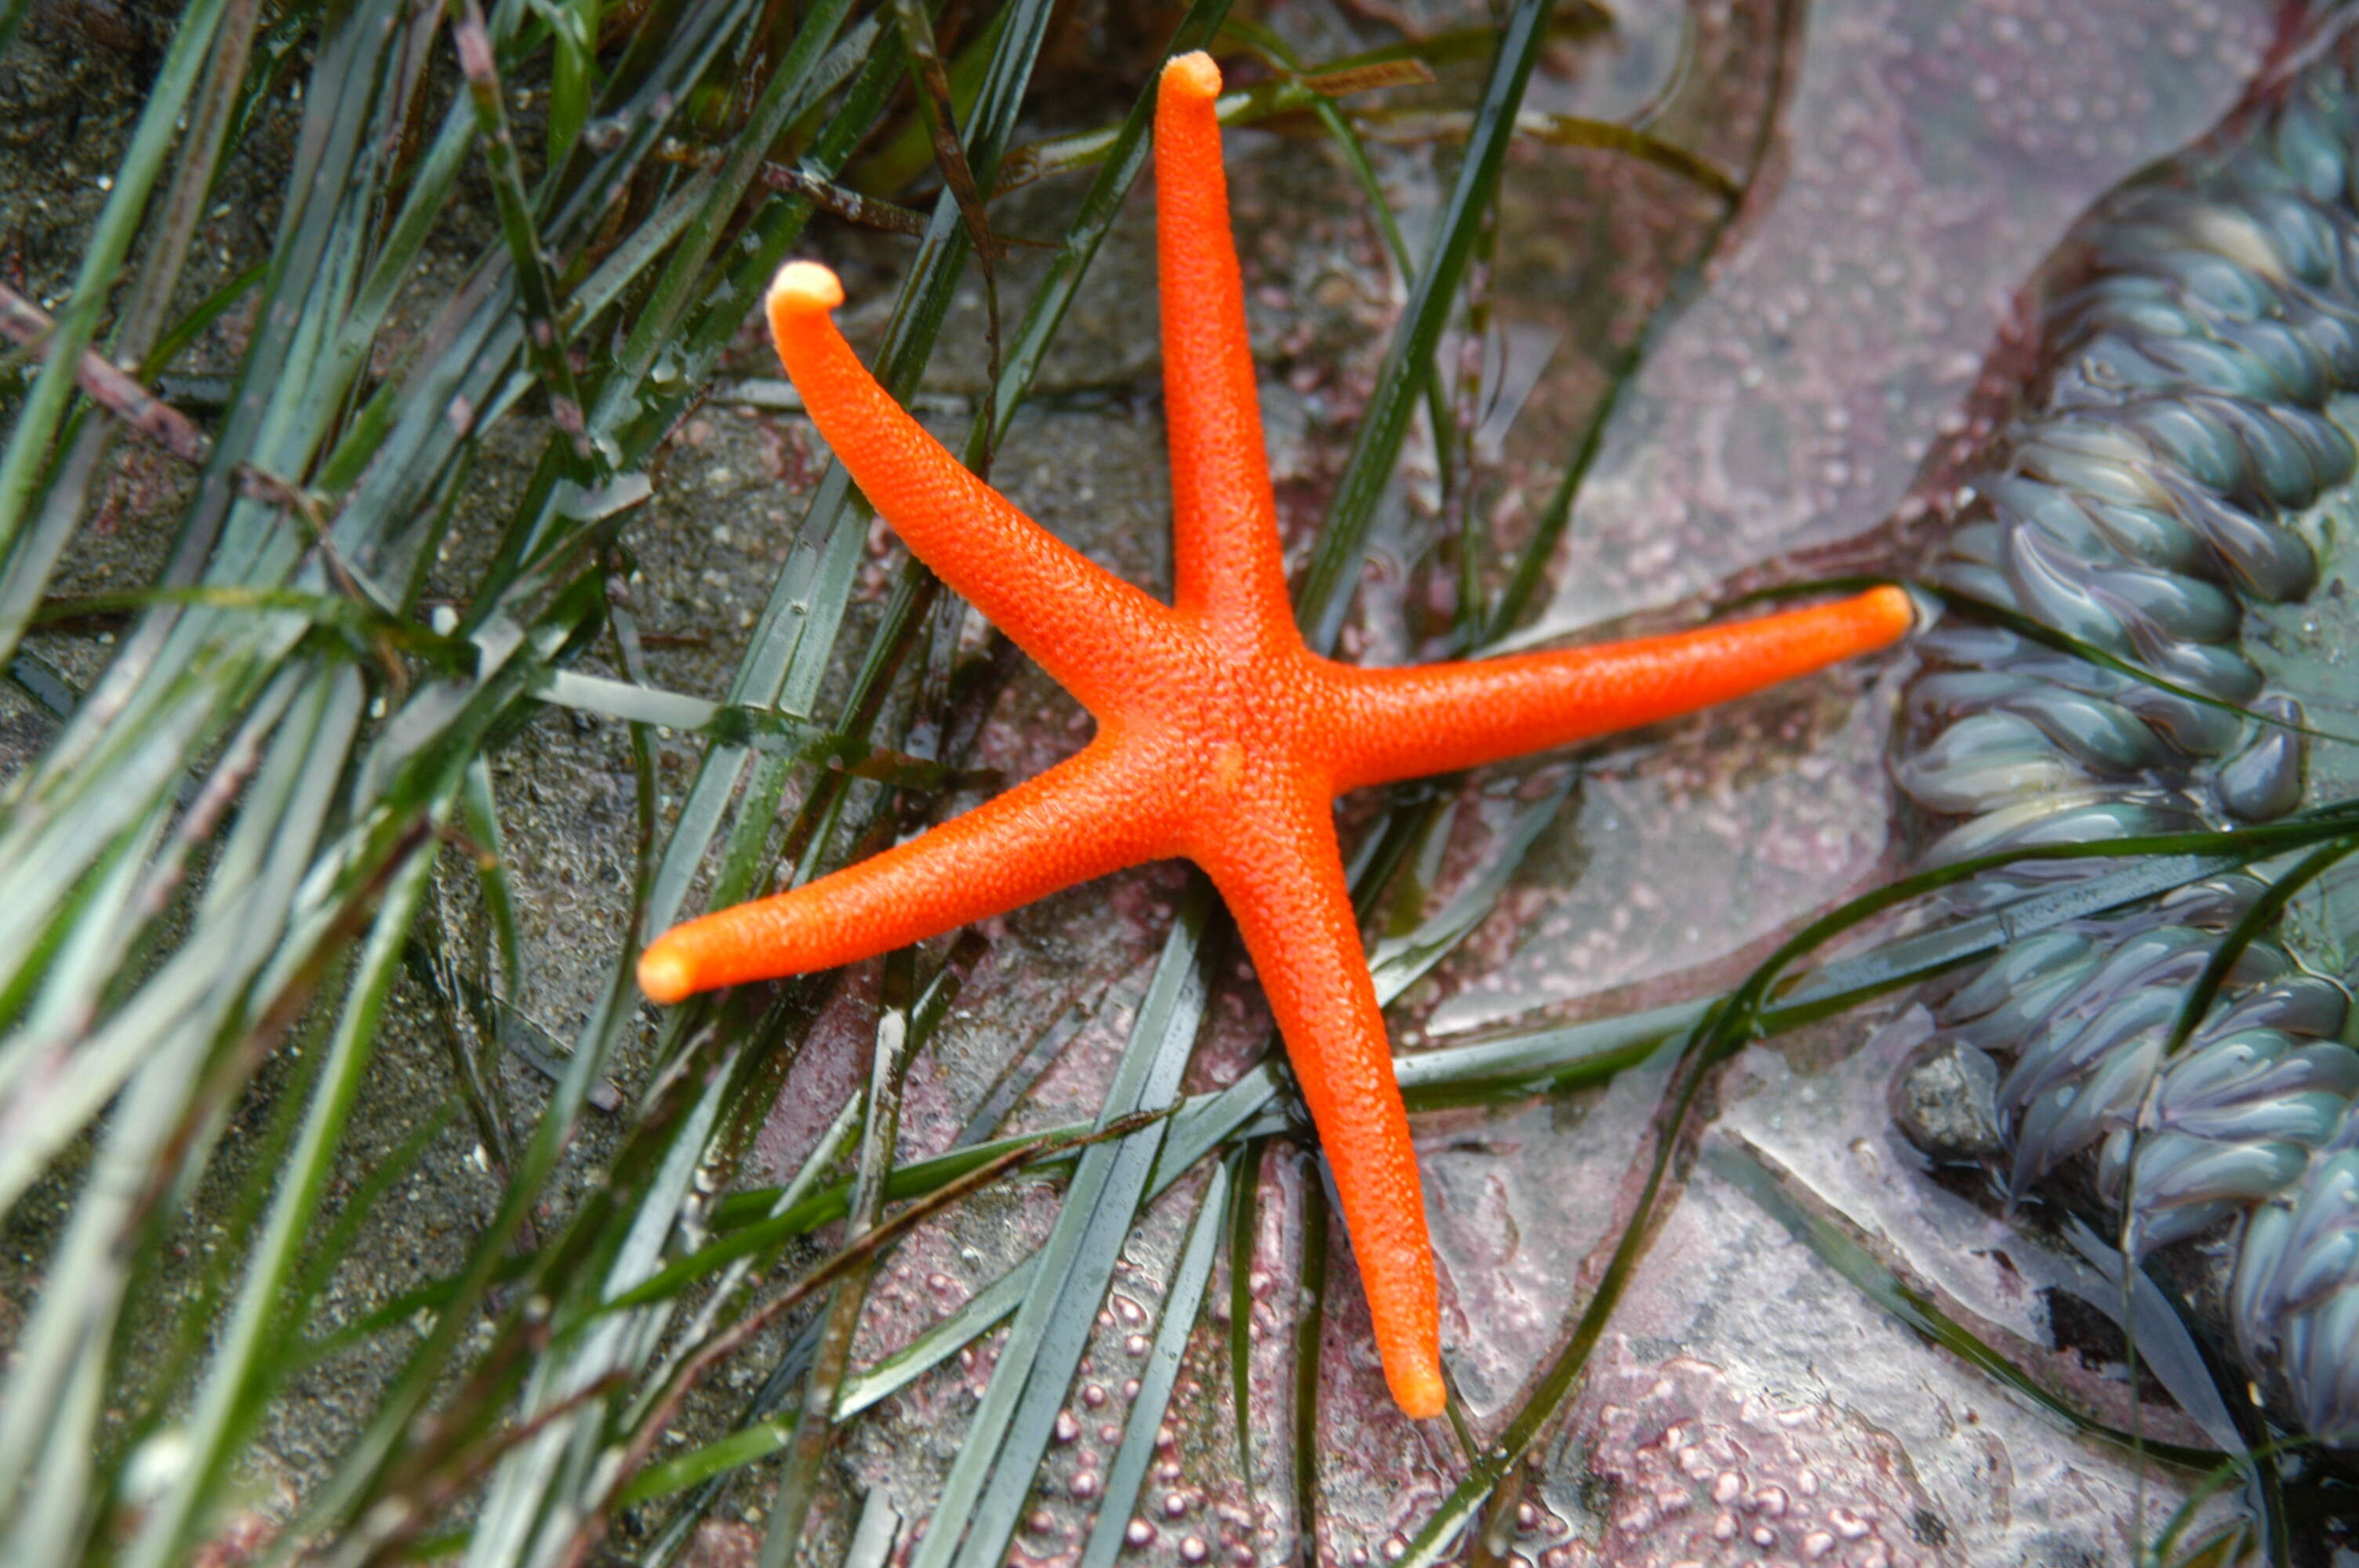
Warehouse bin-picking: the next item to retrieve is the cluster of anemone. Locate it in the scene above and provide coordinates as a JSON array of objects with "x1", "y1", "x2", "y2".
[{"x1": 1894, "y1": 32, "x2": 2359, "y2": 1440}]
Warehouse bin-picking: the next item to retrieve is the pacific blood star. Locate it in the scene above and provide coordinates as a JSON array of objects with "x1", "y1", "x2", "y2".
[{"x1": 638, "y1": 51, "x2": 1915, "y2": 1418}]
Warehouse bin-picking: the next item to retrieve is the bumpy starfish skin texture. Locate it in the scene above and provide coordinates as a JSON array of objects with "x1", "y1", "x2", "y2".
[{"x1": 638, "y1": 51, "x2": 1917, "y2": 1419}]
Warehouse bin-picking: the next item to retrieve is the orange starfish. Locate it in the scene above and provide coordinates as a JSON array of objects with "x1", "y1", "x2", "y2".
[{"x1": 639, "y1": 52, "x2": 1915, "y2": 1418}]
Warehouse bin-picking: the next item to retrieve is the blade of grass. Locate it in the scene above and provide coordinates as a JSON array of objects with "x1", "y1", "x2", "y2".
[
  {"x1": 758, "y1": 948, "x2": 920, "y2": 1568},
  {"x1": 1713, "y1": 1142, "x2": 2224, "y2": 1468},
  {"x1": 1217, "y1": 16, "x2": 1463, "y2": 517},
  {"x1": 0, "y1": 0, "x2": 236, "y2": 564},
  {"x1": 682, "y1": 835, "x2": 2279, "y2": 1268},
  {"x1": 454, "y1": 5, "x2": 1230, "y2": 1544},
  {"x1": 1294, "y1": 0, "x2": 1558, "y2": 653},
  {"x1": 0, "y1": 741, "x2": 420, "y2": 1562},
  {"x1": 547, "y1": 1114, "x2": 1175, "y2": 1568},
  {"x1": 626, "y1": 1099, "x2": 860, "y2": 1567},
  {"x1": 1354, "y1": 107, "x2": 1739, "y2": 201},
  {"x1": 122, "y1": 816, "x2": 445, "y2": 1568},
  {"x1": 0, "y1": 665, "x2": 365, "y2": 1218},
  {"x1": 1365, "y1": 779, "x2": 1573, "y2": 1000},
  {"x1": 0, "y1": 0, "x2": 266, "y2": 665},
  {"x1": 266, "y1": 10, "x2": 889, "y2": 1537},
  {"x1": 1078, "y1": 1155, "x2": 1231, "y2": 1568},
  {"x1": 1225, "y1": 1140, "x2": 1262, "y2": 1511},
  {"x1": 2162, "y1": 835, "x2": 2359, "y2": 1057},
  {"x1": 1289, "y1": 1162, "x2": 1330, "y2": 1554},
  {"x1": 434, "y1": 1, "x2": 1108, "y2": 1553},
  {"x1": 391, "y1": 815, "x2": 2317, "y2": 1517},
  {"x1": 1920, "y1": 583, "x2": 2359, "y2": 748},
  {"x1": 38, "y1": 0, "x2": 424, "y2": 750},
  {"x1": 448, "y1": 0, "x2": 593, "y2": 467},
  {"x1": 1389, "y1": 847, "x2": 2325, "y2": 1563},
  {"x1": 529, "y1": 666, "x2": 958, "y2": 789},
  {"x1": 615, "y1": 1413, "x2": 801, "y2": 1508},
  {"x1": 911, "y1": 883, "x2": 1218, "y2": 1568}
]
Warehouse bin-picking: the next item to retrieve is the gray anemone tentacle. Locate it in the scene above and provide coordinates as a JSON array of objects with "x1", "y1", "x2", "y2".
[{"x1": 1893, "y1": 27, "x2": 2359, "y2": 1441}]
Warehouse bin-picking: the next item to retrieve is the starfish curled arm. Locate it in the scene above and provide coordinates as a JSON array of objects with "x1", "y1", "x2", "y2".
[
  {"x1": 1329, "y1": 585, "x2": 1917, "y2": 790},
  {"x1": 638, "y1": 50, "x2": 1916, "y2": 1421},
  {"x1": 766, "y1": 264, "x2": 1181, "y2": 713}
]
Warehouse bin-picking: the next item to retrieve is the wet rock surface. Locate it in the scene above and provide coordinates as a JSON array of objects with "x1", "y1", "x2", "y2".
[{"x1": 1555, "y1": 1345, "x2": 1955, "y2": 1568}]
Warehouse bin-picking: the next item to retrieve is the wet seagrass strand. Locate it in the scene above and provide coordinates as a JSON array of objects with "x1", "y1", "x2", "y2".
[
  {"x1": 1894, "y1": 24, "x2": 2359, "y2": 1442},
  {"x1": 639, "y1": 51, "x2": 1916, "y2": 1419}
]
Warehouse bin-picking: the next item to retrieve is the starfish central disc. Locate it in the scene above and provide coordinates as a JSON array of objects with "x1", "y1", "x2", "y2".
[{"x1": 637, "y1": 52, "x2": 1917, "y2": 1421}]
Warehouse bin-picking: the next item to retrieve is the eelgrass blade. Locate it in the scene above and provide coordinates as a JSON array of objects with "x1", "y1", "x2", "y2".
[
  {"x1": 529, "y1": 666, "x2": 956, "y2": 789},
  {"x1": 0, "y1": 3, "x2": 1080, "y2": 1559},
  {"x1": 757, "y1": 948, "x2": 920, "y2": 1568},
  {"x1": 1384, "y1": 821, "x2": 2343, "y2": 1566},
  {"x1": 1921, "y1": 583, "x2": 2359, "y2": 748},
  {"x1": 615, "y1": 1414, "x2": 801, "y2": 1510},
  {"x1": 42, "y1": 0, "x2": 424, "y2": 750},
  {"x1": 0, "y1": 0, "x2": 2186, "y2": 1555},
  {"x1": 630, "y1": 1098, "x2": 863, "y2": 1566},
  {"x1": 121, "y1": 818, "x2": 445, "y2": 1568},
  {"x1": 0, "y1": 666, "x2": 364, "y2": 1218},
  {"x1": 1294, "y1": 0, "x2": 1558, "y2": 652},
  {"x1": 1712, "y1": 1142, "x2": 2226, "y2": 1468},
  {"x1": 461, "y1": 2, "x2": 1230, "y2": 1544},
  {"x1": 1365, "y1": 780, "x2": 1573, "y2": 1000},
  {"x1": 1224, "y1": 1140, "x2": 1262, "y2": 1510},
  {"x1": 667, "y1": 819, "x2": 2338, "y2": 1555},
  {"x1": 550, "y1": 1118, "x2": 1172, "y2": 1568},
  {"x1": 1216, "y1": 16, "x2": 1461, "y2": 500},
  {"x1": 0, "y1": 0, "x2": 262, "y2": 666},
  {"x1": 911, "y1": 883, "x2": 1218, "y2": 1568},
  {"x1": 0, "y1": 711, "x2": 416, "y2": 1563},
  {"x1": 1079, "y1": 1156, "x2": 1231, "y2": 1568},
  {"x1": 671, "y1": 832, "x2": 2293, "y2": 1262},
  {"x1": 2161, "y1": 834, "x2": 2359, "y2": 1057},
  {"x1": 446, "y1": 0, "x2": 593, "y2": 469},
  {"x1": 1354, "y1": 107, "x2": 1740, "y2": 201},
  {"x1": 687, "y1": 800, "x2": 2270, "y2": 1421},
  {"x1": 2057, "y1": 1218, "x2": 2248, "y2": 1454},
  {"x1": 464, "y1": 1039, "x2": 744, "y2": 1567},
  {"x1": 1290, "y1": 1163, "x2": 1330, "y2": 1553},
  {"x1": 250, "y1": 13, "x2": 890, "y2": 1544},
  {"x1": 0, "y1": 0, "x2": 235, "y2": 565},
  {"x1": 1480, "y1": 0, "x2": 1783, "y2": 648}
]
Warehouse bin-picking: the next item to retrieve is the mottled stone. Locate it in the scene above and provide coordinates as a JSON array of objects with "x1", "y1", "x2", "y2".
[
  {"x1": 1559, "y1": 1344, "x2": 1955, "y2": 1568},
  {"x1": 1892, "y1": 1036, "x2": 2006, "y2": 1163}
]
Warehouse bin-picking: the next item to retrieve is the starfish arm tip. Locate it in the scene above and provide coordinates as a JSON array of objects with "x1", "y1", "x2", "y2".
[
  {"x1": 1161, "y1": 49, "x2": 1220, "y2": 101},
  {"x1": 636, "y1": 942, "x2": 698, "y2": 1005},
  {"x1": 769, "y1": 260, "x2": 845, "y2": 319},
  {"x1": 1391, "y1": 1359, "x2": 1447, "y2": 1421},
  {"x1": 1870, "y1": 581, "x2": 1922, "y2": 636}
]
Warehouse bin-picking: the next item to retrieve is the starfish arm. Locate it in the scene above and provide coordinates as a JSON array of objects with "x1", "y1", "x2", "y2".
[
  {"x1": 766, "y1": 264, "x2": 1177, "y2": 710},
  {"x1": 639, "y1": 736, "x2": 1175, "y2": 1002},
  {"x1": 1328, "y1": 585, "x2": 1917, "y2": 789},
  {"x1": 1154, "y1": 54, "x2": 1293, "y2": 632},
  {"x1": 1200, "y1": 789, "x2": 1443, "y2": 1418}
]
